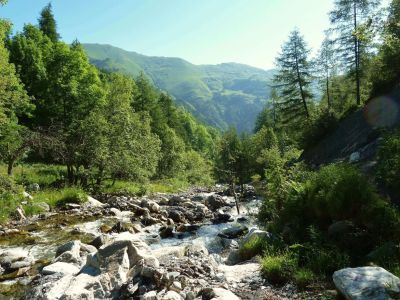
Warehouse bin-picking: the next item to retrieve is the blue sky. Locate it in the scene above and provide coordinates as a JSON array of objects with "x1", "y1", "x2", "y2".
[{"x1": 0, "y1": 0, "x2": 375, "y2": 69}]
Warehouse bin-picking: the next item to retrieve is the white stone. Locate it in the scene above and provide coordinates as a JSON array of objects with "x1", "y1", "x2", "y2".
[
  {"x1": 85, "y1": 196, "x2": 105, "y2": 208},
  {"x1": 23, "y1": 191, "x2": 33, "y2": 200},
  {"x1": 162, "y1": 290, "x2": 182, "y2": 300},
  {"x1": 143, "y1": 290, "x2": 157, "y2": 300},
  {"x1": 42, "y1": 262, "x2": 80, "y2": 276},
  {"x1": 349, "y1": 151, "x2": 361, "y2": 163},
  {"x1": 333, "y1": 267, "x2": 400, "y2": 300},
  {"x1": 212, "y1": 288, "x2": 240, "y2": 299}
]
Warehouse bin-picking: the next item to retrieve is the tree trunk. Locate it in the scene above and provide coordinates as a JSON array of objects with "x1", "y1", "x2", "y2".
[
  {"x1": 7, "y1": 159, "x2": 15, "y2": 176},
  {"x1": 326, "y1": 73, "x2": 331, "y2": 109},
  {"x1": 231, "y1": 180, "x2": 240, "y2": 215},
  {"x1": 354, "y1": 1, "x2": 361, "y2": 105},
  {"x1": 67, "y1": 165, "x2": 74, "y2": 185},
  {"x1": 294, "y1": 41, "x2": 310, "y2": 118}
]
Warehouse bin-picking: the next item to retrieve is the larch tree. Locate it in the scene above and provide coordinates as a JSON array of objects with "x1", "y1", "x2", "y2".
[
  {"x1": 273, "y1": 29, "x2": 313, "y2": 126},
  {"x1": 330, "y1": 0, "x2": 380, "y2": 105}
]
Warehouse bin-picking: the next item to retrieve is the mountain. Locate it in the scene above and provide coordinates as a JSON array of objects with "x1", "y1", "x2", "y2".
[{"x1": 83, "y1": 44, "x2": 274, "y2": 132}]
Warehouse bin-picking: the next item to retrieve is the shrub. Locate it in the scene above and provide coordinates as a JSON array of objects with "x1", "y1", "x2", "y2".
[
  {"x1": 294, "y1": 268, "x2": 315, "y2": 289},
  {"x1": 300, "y1": 110, "x2": 339, "y2": 150},
  {"x1": 277, "y1": 164, "x2": 399, "y2": 241},
  {"x1": 376, "y1": 130, "x2": 400, "y2": 196},
  {"x1": 56, "y1": 188, "x2": 87, "y2": 207},
  {"x1": 260, "y1": 253, "x2": 297, "y2": 284},
  {"x1": 239, "y1": 236, "x2": 266, "y2": 261}
]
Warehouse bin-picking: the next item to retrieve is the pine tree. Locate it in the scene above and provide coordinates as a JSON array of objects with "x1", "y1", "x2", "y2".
[
  {"x1": 273, "y1": 29, "x2": 313, "y2": 125},
  {"x1": 330, "y1": 0, "x2": 379, "y2": 105},
  {"x1": 38, "y1": 3, "x2": 59, "y2": 42}
]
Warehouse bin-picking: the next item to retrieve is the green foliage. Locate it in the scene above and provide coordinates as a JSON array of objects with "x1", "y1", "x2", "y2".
[
  {"x1": 260, "y1": 253, "x2": 297, "y2": 285},
  {"x1": 38, "y1": 3, "x2": 59, "y2": 42},
  {"x1": 293, "y1": 268, "x2": 315, "y2": 289},
  {"x1": 273, "y1": 29, "x2": 313, "y2": 126},
  {"x1": 33, "y1": 187, "x2": 87, "y2": 208},
  {"x1": 180, "y1": 150, "x2": 213, "y2": 186},
  {"x1": 239, "y1": 236, "x2": 266, "y2": 261},
  {"x1": 300, "y1": 110, "x2": 339, "y2": 149},
  {"x1": 376, "y1": 129, "x2": 400, "y2": 195}
]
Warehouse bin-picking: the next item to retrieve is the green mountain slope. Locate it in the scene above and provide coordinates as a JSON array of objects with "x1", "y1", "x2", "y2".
[{"x1": 83, "y1": 43, "x2": 274, "y2": 132}]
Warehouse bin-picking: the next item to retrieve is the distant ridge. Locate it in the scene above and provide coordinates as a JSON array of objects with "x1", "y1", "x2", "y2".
[{"x1": 83, "y1": 43, "x2": 275, "y2": 132}]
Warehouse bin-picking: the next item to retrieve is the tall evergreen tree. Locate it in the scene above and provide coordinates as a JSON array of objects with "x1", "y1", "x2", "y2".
[
  {"x1": 330, "y1": 0, "x2": 379, "y2": 105},
  {"x1": 273, "y1": 29, "x2": 313, "y2": 125},
  {"x1": 38, "y1": 3, "x2": 59, "y2": 43}
]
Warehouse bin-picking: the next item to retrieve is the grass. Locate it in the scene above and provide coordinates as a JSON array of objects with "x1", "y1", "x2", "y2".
[
  {"x1": 0, "y1": 163, "x2": 66, "y2": 189},
  {"x1": 260, "y1": 253, "x2": 297, "y2": 285},
  {"x1": 294, "y1": 268, "x2": 315, "y2": 289},
  {"x1": 239, "y1": 236, "x2": 266, "y2": 261},
  {"x1": 31, "y1": 187, "x2": 88, "y2": 208}
]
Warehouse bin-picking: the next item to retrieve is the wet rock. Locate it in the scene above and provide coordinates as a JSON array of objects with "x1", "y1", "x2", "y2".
[
  {"x1": 176, "y1": 224, "x2": 200, "y2": 233},
  {"x1": 36, "y1": 202, "x2": 51, "y2": 212},
  {"x1": 0, "y1": 248, "x2": 34, "y2": 273},
  {"x1": 100, "y1": 224, "x2": 112, "y2": 233},
  {"x1": 15, "y1": 206, "x2": 26, "y2": 221},
  {"x1": 64, "y1": 203, "x2": 81, "y2": 210},
  {"x1": 42, "y1": 262, "x2": 80, "y2": 276},
  {"x1": 205, "y1": 195, "x2": 228, "y2": 210},
  {"x1": 333, "y1": 267, "x2": 400, "y2": 300},
  {"x1": 169, "y1": 196, "x2": 186, "y2": 206},
  {"x1": 160, "y1": 226, "x2": 174, "y2": 239},
  {"x1": 212, "y1": 210, "x2": 233, "y2": 224},
  {"x1": 218, "y1": 224, "x2": 248, "y2": 239},
  {"x1": 168, "y1": 210, "x2": 185, "y2": 223}
]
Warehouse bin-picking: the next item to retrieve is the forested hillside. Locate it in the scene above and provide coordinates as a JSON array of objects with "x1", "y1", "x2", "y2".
[{"x1": 83, "y1": 43, "x2": 275, "y2": 132}]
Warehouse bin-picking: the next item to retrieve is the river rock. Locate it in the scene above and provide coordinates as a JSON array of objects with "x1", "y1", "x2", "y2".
[
  {"x1": 56, "y1": 240, "x2": 81, "y2": 258},
  {"x1": 218, "y1": 224, "x2": 248, "y2": 239},
  {"x1": 205, "y1": 195, "x2": 227, "y2": 210},
  {"x1": 42, "y1": 262, "x2": 80, "y2": 275},
  {"x1": 160, "y1": 226, "x2": 174, "y2": 239},
  {"x1": 333, "y1": 266, "x2": 400, "y2": 300},
  {"x1": 240, "y1": 228, "x2": 271, "y2": 246},
  {"x1": 85, "y1": 196, "x2": 105, "y2": 208},
  {"x1": 143, "y1": 290, "x2": 157, "y2": 300},
  {"x1": 110, "y1": 207, "x2": 122, "y2": 217},
  {"x1": 199, "y1": 287, "x2": 240, "y2": 300},
  {"x1": 169, "y1": 196, "x2": 186, "y2": 206},
  {"x1": 168, "y1": 210, "x2": 185, "y2": 223},
  {"x1": 162, "y1": 290, "x2": 182, "y2": 300},
  {"x1": 212, "y1": 210, "x2": 233, "y2": 224},
  {"x1": 89, "y1": 235, "x2": 110, "y2": 249}
]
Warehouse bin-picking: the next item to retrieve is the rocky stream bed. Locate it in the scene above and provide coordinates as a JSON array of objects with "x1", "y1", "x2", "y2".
[{"x1": 0, "y1": 186, "x2": 334, "y2": 299}]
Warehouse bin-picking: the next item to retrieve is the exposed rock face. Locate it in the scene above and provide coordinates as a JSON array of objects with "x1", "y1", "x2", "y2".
[{"x1": 333, "y1": 267, "x2": 400, "y2": 300}]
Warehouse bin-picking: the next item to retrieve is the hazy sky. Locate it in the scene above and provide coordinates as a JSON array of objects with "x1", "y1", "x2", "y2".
[{"x1": 0, "y1": 0, "x2": 378, "y2": 70}]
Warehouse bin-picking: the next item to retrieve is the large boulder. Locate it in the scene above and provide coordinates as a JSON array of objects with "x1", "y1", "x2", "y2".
[
  {"x1": 240, "y1": 228, "x2": 271, "y2": 246},
  {"x1": 333, "y1": 267, "x2": 400, "y2": 300},
  {"x1": 42, "y1": 262, "x2": 80, "y2": 276},
  {"x1": 205, "y1": 195, "x2": 228, "y2": 210}
]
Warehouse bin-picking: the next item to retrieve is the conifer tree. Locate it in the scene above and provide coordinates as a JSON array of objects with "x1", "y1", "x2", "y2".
[
  {"x1": 38, "y1": 3, "x2": 59, "y2": 42},
  {"x1": 330, "y1": 0, "x2": 379, "y2": 105},
  {"x1": 273, "y1": 29, "x2": 313, "y2": 125}
]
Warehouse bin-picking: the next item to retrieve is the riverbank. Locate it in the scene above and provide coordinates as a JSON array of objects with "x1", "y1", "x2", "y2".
[{"x1": 0, "y1": 186, "x2": 333, "y2": 299}]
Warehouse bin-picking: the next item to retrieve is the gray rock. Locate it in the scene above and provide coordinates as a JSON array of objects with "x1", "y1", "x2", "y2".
[
  {"x1": 205, "y1": 195, "x2": 227, "y2": 210},
  {"x1": 143, "y1": 290, "x2": 157, "y2": 300},
  {"x1": 333, "y1": 267, "x2": 400, "y2": 300},
  {"x1": 162, "y1": 290, "x2": 182, "y2": 300},
  {"x1": 42, "y1": 262, "x2": 80, "y2": 276},
  {"x1": 56, "y1": 240, "x2": 81, "y2": 258},
  {"x1": 241, "y1": 228, "x2": 271, "y2": 246},
  {"x1": 218, "y1": 224, "x2": 248, "y2": 239}
]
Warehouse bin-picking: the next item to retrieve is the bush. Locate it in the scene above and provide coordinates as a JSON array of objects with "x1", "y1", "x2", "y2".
[
  {"x1": 56, "y1": 188, "x2": 87, "y2": 207},
  {"x1": 278, "y1": 164, "x2": 399, "y2": 241},
  {"x1": 300, "y1": 110, "x2": 339, "y2": 150},
  {"x1": 294, "y1": 268, "x2": 315, "y2": 289},
  {"x1": 376, "y1": 130, "x2": 400, "y2": 196},
  {"x1": 260, "y1": 253, "x2": 297, "y2": 284},
  {"x1": 239, "y1": 236, "x2": 266, "y2": 261}
]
